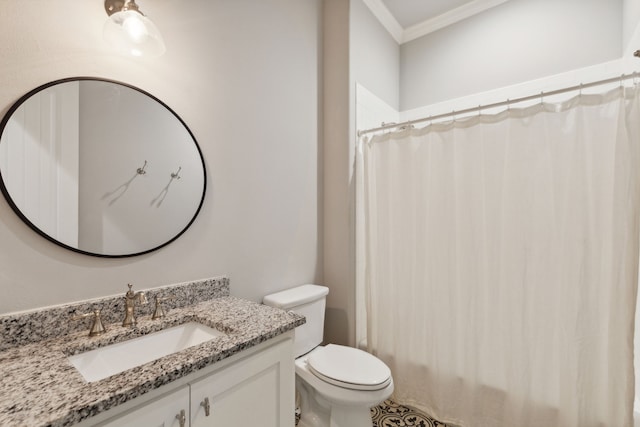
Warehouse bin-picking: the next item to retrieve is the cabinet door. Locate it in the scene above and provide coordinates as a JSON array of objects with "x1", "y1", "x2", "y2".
[
  {"x1": 96, "y1": 386, "x2": 189, "y2": 427},
  {"x1": 190, "y1": 340, "x2": 294, "y2": 427}
]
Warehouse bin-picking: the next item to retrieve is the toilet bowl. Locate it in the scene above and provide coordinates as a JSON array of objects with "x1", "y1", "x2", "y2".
[
  {"x1": 295, "y1": 345, "x2": 394, "y2": 427},
  {"x1": 263, "y1": 284, "x2": 394, "y2": 427}
]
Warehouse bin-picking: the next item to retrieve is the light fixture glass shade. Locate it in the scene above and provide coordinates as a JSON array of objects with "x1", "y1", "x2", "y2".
[{"x1": 104, "y1": 10, "x2": 166, "y2": 58}]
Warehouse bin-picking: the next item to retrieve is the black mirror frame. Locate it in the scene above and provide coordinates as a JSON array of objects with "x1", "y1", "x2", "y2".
[{"x1": 0, "y1": 77, "x2": 207, "y2": 258}]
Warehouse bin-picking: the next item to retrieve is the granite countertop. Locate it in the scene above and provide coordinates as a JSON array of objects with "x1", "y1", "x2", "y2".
[{"x1": 0, "y1": 296, "x2": 304, "y2": 427}]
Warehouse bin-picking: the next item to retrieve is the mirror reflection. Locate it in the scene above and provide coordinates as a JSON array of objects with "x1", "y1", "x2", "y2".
[{"x1": 0, "y1": 78, "x2": 206, "y2": 257}]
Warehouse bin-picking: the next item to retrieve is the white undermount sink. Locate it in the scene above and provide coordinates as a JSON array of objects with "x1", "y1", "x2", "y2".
[{"x1": 68, "y1": 322, "x2": 226, "y2": 383}]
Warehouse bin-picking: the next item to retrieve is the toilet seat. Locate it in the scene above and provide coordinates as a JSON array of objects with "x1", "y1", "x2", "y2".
[{"x1": 307, "y1": 344, "x2": 392, "y2": 391}]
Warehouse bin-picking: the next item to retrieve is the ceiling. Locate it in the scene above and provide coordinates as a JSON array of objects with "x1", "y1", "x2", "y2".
[{"x1": 363, "y1": 0, "x2": 511, "y2": 44}]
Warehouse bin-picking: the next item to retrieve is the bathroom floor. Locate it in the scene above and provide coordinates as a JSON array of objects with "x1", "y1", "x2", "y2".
[{"x1": 294, "y1": 399, "x2": 450, "y2": 426}]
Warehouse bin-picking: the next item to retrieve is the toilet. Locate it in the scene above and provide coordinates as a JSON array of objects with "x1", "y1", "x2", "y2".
[{"x1": 263, "y1": 284, "x2": 394, "y2": 427}]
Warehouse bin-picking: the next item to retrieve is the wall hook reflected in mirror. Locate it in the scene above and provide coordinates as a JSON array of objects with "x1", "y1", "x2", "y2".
[
  {"x1": 171, "y1": 166, "x2": 182, "y2": 180},
  {"x1": 151, "y1": 167, "x2": 182, "y2": 208},
  {"x1": 102, "y1": 160, "x2": 148, "y2": 206},
  {"x1": 102, "y1": 171, "x2": 141, "y2": 206},
  {"x1": 137, "y1": 160, "x2": 147, "y2": 175}
]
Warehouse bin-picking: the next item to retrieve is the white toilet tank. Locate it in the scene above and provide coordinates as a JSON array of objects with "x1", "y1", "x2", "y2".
[{"x1": 263, "y1": 284, "x2": 329, "y2": 358}]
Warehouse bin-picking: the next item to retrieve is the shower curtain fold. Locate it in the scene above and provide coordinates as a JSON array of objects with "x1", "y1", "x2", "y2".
[{"x1": 357, "y1": 86, "x2": 640, "y2": 427}]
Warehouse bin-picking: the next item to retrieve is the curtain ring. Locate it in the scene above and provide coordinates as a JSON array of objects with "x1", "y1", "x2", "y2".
[
  {"x1": 507, "y1": 99, "x2": 511, "y2": 111},
  {"x1": 540, "y1": 91, "x2": 544, "y2": 104},
  {"x1": 579, "y1": 83, "x2": 583, "y2": 97}
]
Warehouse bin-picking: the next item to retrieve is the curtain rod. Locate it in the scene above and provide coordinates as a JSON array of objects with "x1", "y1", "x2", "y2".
[{"x1": 358, "y1": 70, "x2": 640, "y2": 137}]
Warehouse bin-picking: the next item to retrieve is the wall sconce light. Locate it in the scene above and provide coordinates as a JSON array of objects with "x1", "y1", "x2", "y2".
[{"x1": 103, "y1": 0, "x2": 166, "y2": 58}]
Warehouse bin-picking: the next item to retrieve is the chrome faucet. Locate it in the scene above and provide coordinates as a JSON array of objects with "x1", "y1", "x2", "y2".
[{"x1": 122, "y1": 283, "x2": 148, "y2": 327}]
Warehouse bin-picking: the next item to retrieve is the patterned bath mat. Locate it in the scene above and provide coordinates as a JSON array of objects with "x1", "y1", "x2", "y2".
[
  {"x1": 371, "y1": 399, "x2": 450, "y2": 427},
  {"x1": 295, "y1": 398, "x2": 449, "y2": 426}
]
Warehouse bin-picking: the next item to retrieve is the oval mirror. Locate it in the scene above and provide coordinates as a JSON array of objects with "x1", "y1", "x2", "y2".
[{"x1": 0, "y1": 78, "x2": 206, "y2": 257}]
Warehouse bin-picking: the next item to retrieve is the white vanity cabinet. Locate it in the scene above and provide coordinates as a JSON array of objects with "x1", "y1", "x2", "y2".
[
  {"x1": 88, "y1": 333, "x2": 294, "y2": 427},
  {"x1": 190, "y1": 337, "x2": 292, "y2": 427},
  {"x1": 97, "y1": 386, "x2": 189, "y2": 427}
]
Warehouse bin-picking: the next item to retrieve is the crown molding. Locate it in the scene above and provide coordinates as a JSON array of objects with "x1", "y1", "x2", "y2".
[
  {"x1": 361, "y1": 0, "x2": 404, "y2": 44},
  {"x1": 363, "y1": 0, "x2": 511, "y2": 45},
  {"x1": 402, "y1": 0, "x2": 511, "y2": 43}
]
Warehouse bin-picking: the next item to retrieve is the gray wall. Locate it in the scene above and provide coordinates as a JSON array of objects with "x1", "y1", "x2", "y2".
[
  {"x1": 624, "y1": 0, "x2": 640, "y2": 50},
  {"x1": 322, "y1": 0, "x2": 400, "y2": 346},
  {"x1": 0, "y1": 0, "x2": 322, "y2": 314},
  {"x1": 400, "y1": 0, "x2": 623, "y2": 110},
  {"x1": 322, "y1": 0, "x2": 351, "y2": 346},
  {"x1": 350, "y1": 0, "x2": 400, "y2": 110}
]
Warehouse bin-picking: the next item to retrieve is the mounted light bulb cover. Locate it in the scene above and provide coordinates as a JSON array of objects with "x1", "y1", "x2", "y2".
[{"x1": 103, "y1": 0, "x2": 166, "y2": 58}]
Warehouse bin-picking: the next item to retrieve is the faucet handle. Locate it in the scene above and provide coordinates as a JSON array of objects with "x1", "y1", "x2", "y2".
[
  {"x1": 71, "y1": 309, "x2": 107, "y2": 337},
  {"x1": 152, "y1": 296, "x2": 175, "y2": 320},
  {"x1": 125, "y1": 284, "x2": 148, "y2": 304}
]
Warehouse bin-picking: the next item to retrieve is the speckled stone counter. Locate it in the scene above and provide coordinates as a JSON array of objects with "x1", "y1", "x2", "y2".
[
  {"x1": 0, "y1": 277, "x2": 231, "y2": 352},
  {"x1": 0, "y1": 279, "x2": 304, "y2": 427}
]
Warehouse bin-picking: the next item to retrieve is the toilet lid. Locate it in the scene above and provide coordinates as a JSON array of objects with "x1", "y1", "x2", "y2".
[{"x1": 307, "y1": 344, "x2": 391, "y2": 391}]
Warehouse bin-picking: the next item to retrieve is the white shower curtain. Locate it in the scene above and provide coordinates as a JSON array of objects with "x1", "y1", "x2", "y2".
[{"x1": 358, "y1": 86, "x2": 640, "y2": 427}]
